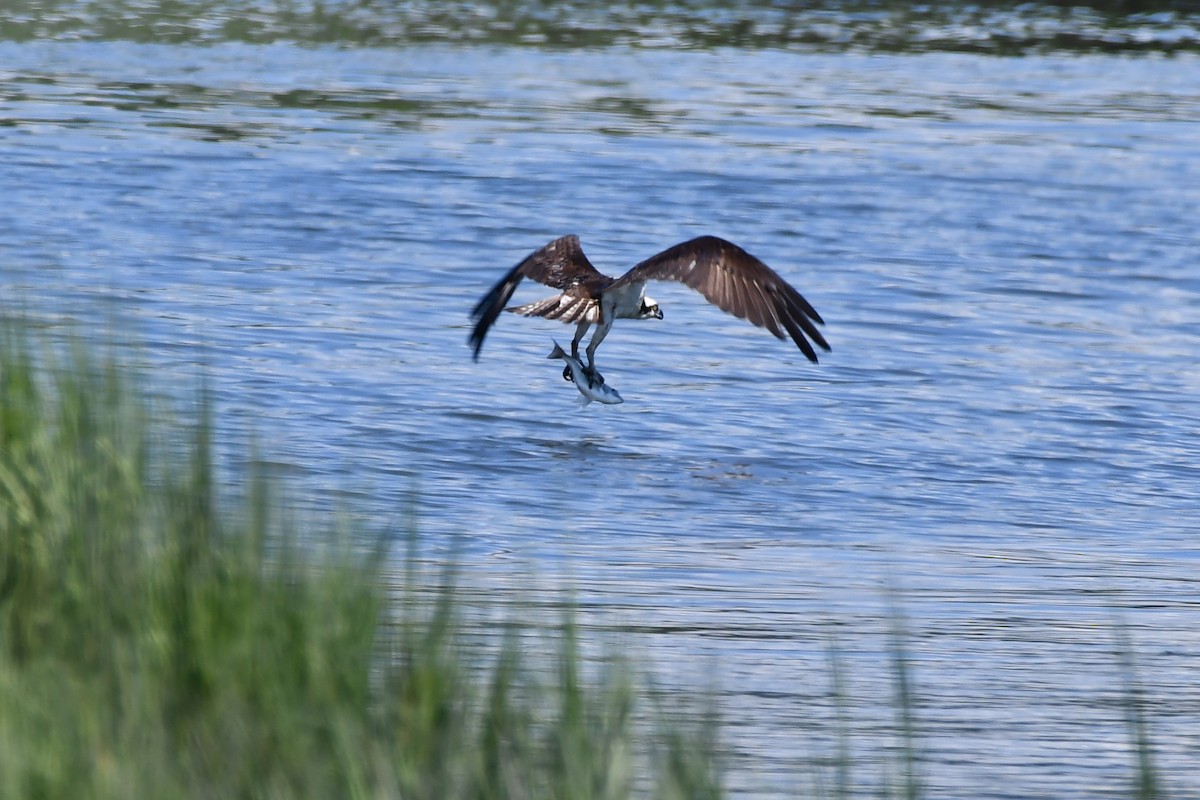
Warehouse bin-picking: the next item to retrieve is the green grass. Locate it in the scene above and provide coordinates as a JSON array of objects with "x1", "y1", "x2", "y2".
[
  {"x1": 0, "y1": 323, "x2": 1169, "y2": 799},
  {"x1": 0, "y1": 328, "x2": 721, "y2": 799}
]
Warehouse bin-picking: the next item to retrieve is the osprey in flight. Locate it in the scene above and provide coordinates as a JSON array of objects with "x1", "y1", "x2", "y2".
[{"x1": 468, "y1": 235, "x2": 829, "y2": 382}]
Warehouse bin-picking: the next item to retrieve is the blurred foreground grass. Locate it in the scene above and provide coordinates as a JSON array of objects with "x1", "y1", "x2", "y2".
[
  {"x1": 0, "y1": 323, "x2": 1166, "y2": 799},
  {"x1": 0, "y1": 327, "x2": 720, "y2": 799}
]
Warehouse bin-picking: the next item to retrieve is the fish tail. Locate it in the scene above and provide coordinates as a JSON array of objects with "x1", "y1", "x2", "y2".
[{"x1": 547, "y1": 341, "x2": 567, "y2": 360}]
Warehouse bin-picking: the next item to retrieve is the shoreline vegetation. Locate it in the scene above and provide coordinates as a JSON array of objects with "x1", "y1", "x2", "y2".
[
  {"x1": 0, "y1": 324, "x2": 1169, "y2": 797},
  {"x1": 1, "y1": 0, "x2": 1200, "y2": 54},
  {"x1": 0, "y1": 326, "x2": 726, "y2": 798}
]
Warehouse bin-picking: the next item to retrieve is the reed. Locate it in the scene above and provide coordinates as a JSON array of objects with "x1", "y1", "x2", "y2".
[
  {"x1": 0, "y1": 323, "x2": 1168, "y2": 798},
  {"x1": 1114, "y1": 617, "x2": 1162, "y2": 800},
  {"x1": 0, "y1": 327, "x2": 722, "y2": 799}
]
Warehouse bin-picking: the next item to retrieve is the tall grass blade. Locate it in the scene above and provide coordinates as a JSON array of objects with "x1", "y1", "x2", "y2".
[
  {"x1": 886, "y1": 592, "x2": 922, "y2": 800},
  {"x1": 0, "y1": 320, "x2": 726, "y2": 799},
  {"x1": 1114, "y1": 617, "x2": 1163, "y2": 800}
]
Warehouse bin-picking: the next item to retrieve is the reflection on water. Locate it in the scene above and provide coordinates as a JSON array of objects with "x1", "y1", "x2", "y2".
[{"x1": 2, "y1": 24, "x2": 1199, "y2": 800}]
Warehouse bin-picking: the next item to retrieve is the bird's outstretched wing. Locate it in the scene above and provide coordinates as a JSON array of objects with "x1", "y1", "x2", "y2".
[
  {"x1": 614, "y1": 236, "x2": 830, "y2": 363},
  {"x1": 468, "y1": 235, "x2": 608, "y2": 360}
]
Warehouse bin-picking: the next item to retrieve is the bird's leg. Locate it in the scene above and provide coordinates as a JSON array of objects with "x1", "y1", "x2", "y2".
[
  {"x1": 570, "y1": 320, "x2": 589, "y2": 362},
  {"x1": 566, "y1": 320, "x2": 591, "y2": 383},
  {"x1": 583, "y1": 321, "x2": 612, "y2": 386}
]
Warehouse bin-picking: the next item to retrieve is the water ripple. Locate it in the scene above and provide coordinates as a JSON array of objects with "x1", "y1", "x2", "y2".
[{"x1": 2, "y1": 40, "x2": 1199, "y2": 799}]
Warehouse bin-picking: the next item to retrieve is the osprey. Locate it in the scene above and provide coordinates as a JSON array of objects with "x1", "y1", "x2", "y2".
[{"x1": 468, "y1": 235, "x2": 829, "y2": 382}]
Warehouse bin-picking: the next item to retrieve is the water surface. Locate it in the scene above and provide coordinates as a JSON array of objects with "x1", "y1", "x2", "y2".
[{"x1": 3, "y1": 30, "x2": 1199, "y2": 799}]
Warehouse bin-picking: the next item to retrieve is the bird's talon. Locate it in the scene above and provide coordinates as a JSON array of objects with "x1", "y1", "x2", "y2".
[{"x1": 562, "y1": 365, "x2": 574, "y2": 382}]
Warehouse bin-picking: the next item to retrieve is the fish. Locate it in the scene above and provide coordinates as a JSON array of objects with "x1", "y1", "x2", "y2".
[{"x1": 547, "y1": 341, "x2": 624, "y2": 406}]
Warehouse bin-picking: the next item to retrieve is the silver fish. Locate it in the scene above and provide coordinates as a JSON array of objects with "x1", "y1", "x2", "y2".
[{"x1": 547, "y1": 341, "x2": 624, "y2": 406}]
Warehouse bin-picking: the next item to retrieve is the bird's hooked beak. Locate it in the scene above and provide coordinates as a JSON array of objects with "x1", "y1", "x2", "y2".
[{"x1": 653, "y1": 307, "x2": 664, "y2": 320}]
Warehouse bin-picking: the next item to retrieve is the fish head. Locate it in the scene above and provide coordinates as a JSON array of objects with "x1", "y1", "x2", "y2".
[{"x1": 591, "y1": 382, "x2": 624, "y2": 404}]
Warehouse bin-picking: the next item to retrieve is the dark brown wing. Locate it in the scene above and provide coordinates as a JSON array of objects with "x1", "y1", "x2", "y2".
[
  {"x1": 468, "y1": 235, "x2": 609, "y2": 360},
  {"x1": 614, "y1": 236, "x2": 830, "y2": 363}
]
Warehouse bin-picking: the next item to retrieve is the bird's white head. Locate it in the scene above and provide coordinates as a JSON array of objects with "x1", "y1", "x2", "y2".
[{"x1": 638, "y1": 296, "x2": 663, "y2": 320}]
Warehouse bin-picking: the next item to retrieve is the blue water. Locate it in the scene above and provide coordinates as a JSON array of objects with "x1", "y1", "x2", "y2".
[{"x1": 3, "y1": 39, "x2": 1199, "y2": 798}]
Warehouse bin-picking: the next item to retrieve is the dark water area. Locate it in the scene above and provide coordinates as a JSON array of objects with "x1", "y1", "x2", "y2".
[
  {"x1": 3, "y1": 0, "x2": 1200, "y2": 53},
  {"x1": 3, "y1": 2, "x2": 1200, "y2": 797}
]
